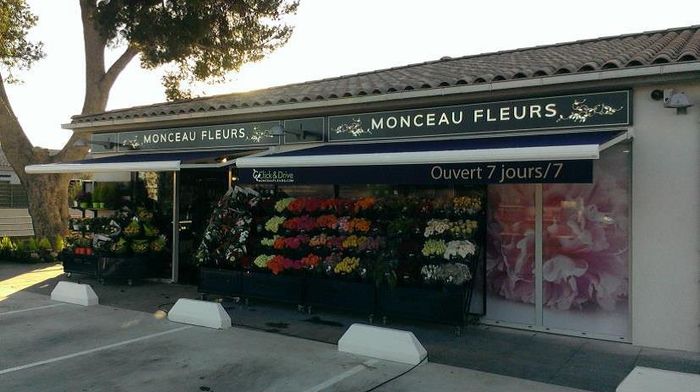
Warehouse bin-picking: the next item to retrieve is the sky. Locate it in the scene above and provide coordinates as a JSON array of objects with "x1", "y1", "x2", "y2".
[{"x1": 4, "y1": 0, "x2": 699, "y2": 149}]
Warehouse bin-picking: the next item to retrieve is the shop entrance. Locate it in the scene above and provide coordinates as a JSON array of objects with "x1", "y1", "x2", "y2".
[
  {"x1": 177, "y1": 168, "x2": 229, "y2": 283},
  {"x1": 483, "y1": 143, "x2": 631, "y2": 341}
]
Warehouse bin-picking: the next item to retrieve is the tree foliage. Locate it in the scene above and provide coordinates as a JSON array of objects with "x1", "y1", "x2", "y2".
[
  {"x1": 0, "y1": 0, "x2": 299, "y2": 239},
  {"x1": 0, "y1": 0, "x2": 44, "y2": 81},
  {"x1": 95, "y1": 0, "x2": 298, "y2": 100}
]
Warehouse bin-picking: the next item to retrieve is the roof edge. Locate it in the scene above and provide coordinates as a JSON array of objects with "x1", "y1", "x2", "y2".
[{"x1": 63, "y1": 62, "x2": 700, "y2": 131}]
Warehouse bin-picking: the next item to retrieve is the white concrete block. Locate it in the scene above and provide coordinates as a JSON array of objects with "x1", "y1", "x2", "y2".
[
  {"x1": 338, "y1": 323, "x2": 427, "y2": 365},
  {"x1": 617, "y1": 366, "x2": 700, "y2": 392},
  {"x1": 50, "y1": 281, "x2": 99, "y2": 306},
  {"x1": 167, "y1": 298, "x2": 231, "y2": 329}
]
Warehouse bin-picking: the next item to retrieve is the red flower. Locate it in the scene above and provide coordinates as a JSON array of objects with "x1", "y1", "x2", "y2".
[
  {"x1": 287, "y1": 198, "x2": 306, "y2": 214},
  {"x1": 268, "y1": 256, "x2": 285, "y2": 275},
  {"x1": 305, "y1": 198, "x2": 321, "y2": 213}
]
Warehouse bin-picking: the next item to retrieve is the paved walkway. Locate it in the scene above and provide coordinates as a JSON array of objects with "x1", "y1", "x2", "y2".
[
  {"x1": 2, "y1": 261, "x2": 699, "y2": 391},
  {"x1": 1, "y1": 290, "x2": 584, "y2": 391}
]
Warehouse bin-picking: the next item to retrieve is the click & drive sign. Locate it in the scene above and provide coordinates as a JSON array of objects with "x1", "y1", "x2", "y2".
[{"x1": 237, "y1": 160, "x2": 593, "y2": 185}]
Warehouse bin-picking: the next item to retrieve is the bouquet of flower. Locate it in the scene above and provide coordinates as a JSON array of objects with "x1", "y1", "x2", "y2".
[
  {"x1": 316, "y1": 214, "x2": 338, "y2": 230},
  {"x1": 453, "y1": 195, "x2": 482, "y2": 215},
  {"x1": 349, "y1": 218, "x2": 371, "y2": 233},
  {"x1": 421, "y1": 262, "x2": 472, "y2": 285},
  {"x1": 334, "y1": 256, "x2": 360, "y2": 275},
  {"x1": 143, "y1": 223, "x2": 159, "y2": 238},
  {"x1": 444, "y1": 240, "x2": 477, "y2": 260},
  {"x1": 254, "y1": 254, "x2": 274, "y2": 269},
  {"x1": 323, "y1": 252, "x2": 343, "y2": 275},
  {"x1": 447, "y1": 220, "x2": 478, "y2": 238},
  {"x1": 260, "y1": 236, "x2": 278, "y2": 247},
  {"x1": 421, "y1": 239, "x2": 447, "y2": 257},
  {"x1": 275, "y1": 198, "x2": 295, "y2": 213},
  {"x1": 136, "y1": 207, "x2": 154, "y2": 222},
  {"x1": 123, "y1": 219, "x2": 142, "y2": 238},
  {"x1": 282, "y1": 215, "x2": 317, "y2": 231},
  {"x1": 301, "y1": 253, "x2": 321, "y2": 268},
  {"x1": 264, "y1": 216, "x2": 286, "y2": 233},
  {"x1": 354, "y1": 197, "x2": 376, "y2": 212},
  {"x1": 342, "y1": 235, "x2": 361, "y2": 249},
  {"x1": 309, "y1": 234, "x2": 329, "y2": 247},
  {"x1": 286, "y1": 198, "x2": 306, "y2": 214},
  {"x1": 150, "y1": 235, "x2": 167, "y2": 253},
  {"x1": 423, "y1": 219, "x2": 450, "y2": 237},
  {"x1": 111, "y1": 238, "x2": 130, "y2": 255},
  {"x1": 131, "y1": 239, "x2": 150, "y2": 254}
]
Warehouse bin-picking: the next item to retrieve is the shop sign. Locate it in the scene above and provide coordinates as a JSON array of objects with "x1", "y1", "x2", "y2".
[
  {"x1": 237, "y1": 160, "x2": 593, "y2": 185},
  {"x1": 91, "y1": 90, "x2": 629, "y2": 153},
  {"x1": 328, "y1": 91, "x2": 630, "y2": 142},
  {"x1": 92, "y1": 121, "x2": 283, "y2": 152}
]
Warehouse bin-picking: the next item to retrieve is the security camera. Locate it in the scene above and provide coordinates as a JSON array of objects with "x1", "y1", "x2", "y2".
[
  {"x1": 96, "y1": 0, "x2": 110, "y2": 6},
  {"x1": 663, "y1": 90, "x2": 694, "y2": 114}
]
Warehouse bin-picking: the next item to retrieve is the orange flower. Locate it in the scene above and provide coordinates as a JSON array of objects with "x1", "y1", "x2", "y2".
[
  {"x1": 267, "y1": 256, "x2": 285, "y2": 275},
  {"x1": 316, "y1": 214, "x2": 338, "y2": 229},
  {"x1": 301, "y1": 253, "x2": 321, "y2": 267},
  {"x1": 351, "y1": 218, "x2": 371, "y2": 232},
  {"x1": 273, "y1": 237, "x2": 285, "y2": 249},
  {"x1": 354, "y1": 197, "x2": 376, "y2": 211}
]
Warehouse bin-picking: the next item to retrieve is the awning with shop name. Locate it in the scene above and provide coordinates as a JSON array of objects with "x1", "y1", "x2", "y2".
[
  {"x1": 24, "y1": 150, "x2": 257, "y2": 174},
  {"x1": 235, "y1": 131, "x2": 630, "y2": 185}
]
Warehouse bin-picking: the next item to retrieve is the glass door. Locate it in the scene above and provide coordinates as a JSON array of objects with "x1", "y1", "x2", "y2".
[
  {"x1": 177, "y1": 168, "x2": 229, "y2": 283},
  {"x1": 541, "y1": 143, "x2": 630, "y2": 339},
  {"x1": 484, "y1": 184, "x2": 537, "y2": 326},
  {"x1": 484, "y1": 143, "x2": 630, "y2": 340}
]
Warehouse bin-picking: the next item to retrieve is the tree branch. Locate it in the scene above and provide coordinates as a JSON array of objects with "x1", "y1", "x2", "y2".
[
  {"x1": 103, "y1": 45, "x2": 139, "y2": 91},
  {"x1": 0, "y1": 72, "x2": 38, "y2": 175}
]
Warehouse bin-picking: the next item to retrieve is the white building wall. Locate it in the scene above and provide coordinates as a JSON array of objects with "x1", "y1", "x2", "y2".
[{"x1": 632, "y1": 83, "x2": 700, "y2": 352}]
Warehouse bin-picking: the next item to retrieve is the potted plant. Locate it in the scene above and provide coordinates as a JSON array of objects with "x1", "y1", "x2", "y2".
[
  {"x1": 68, "y1": 181, "x2": 80, "y2": 208},
  {"x1": 77, "y1": 192, "x2": 92, "y2": 209},
  {"x1": 92, "y1": 183, "x2": 103, "y2": 209}
]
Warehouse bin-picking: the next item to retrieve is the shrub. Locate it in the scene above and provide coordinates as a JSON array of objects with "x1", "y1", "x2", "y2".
[
  {"x1": 24, "y1": 238, "x2": 39, "y2": 252},
  {"x1": 38, "y1": 237, "x2": 53, "y2": 251},
  {"x1": 54, "y1": 235, "x2": 65, "y2": 252}
]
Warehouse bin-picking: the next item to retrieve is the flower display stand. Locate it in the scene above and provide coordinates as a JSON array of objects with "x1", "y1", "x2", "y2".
[
  {"x1": 241, "y1": 271, "x2": 304, "y2": 305},
  {"x1": 305, "y1": 276, "x2": 376, "y2": 315},
  {"x1": 61, "y1": 251, "x2": 99, "y2": 279},
  {"x1": 376, "y1": 284, "x2": 467, "y2": 326},
  {"x1": 198, "y1": 268, "x2": 244, "y2": 297}
]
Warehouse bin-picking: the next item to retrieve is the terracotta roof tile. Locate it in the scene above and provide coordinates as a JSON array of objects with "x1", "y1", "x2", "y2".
[{"x1": 72, "y1": 25, "x2": 700, "y2": 124}]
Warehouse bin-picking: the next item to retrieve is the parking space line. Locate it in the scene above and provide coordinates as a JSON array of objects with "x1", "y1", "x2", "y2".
[
  {"x1": 0, "y1": 303, "x2": 67, "y2": 316},
  {"x1": 302, "y1": 359, "x2": 379, "y2": 392},
  {"x1": 0, "y1": 326, "x2": 193, "y2": 375}
]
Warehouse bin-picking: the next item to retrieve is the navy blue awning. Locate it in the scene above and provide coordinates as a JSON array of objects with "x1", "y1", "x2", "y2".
[{"x1": 236, "y1": 131, "x2": 628, "y2": 185}]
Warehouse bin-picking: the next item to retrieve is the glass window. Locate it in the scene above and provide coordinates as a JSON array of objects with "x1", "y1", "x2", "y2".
[{"x1": 542, "y1": 143, "x2": 630, "y2": 338}]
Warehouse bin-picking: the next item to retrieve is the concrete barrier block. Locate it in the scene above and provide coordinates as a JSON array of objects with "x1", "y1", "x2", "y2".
[
  {"x1": 617, "y1": 366, "x2": 700, "y2": 392},
  {"x1": 50, "y1": 281, "x2": 99, "y2": 306},
  {"x1": 167, "y1": 298, "x2": 231, "y2": 329},
  {"x1": 338, "y1": 323, "x2": 427, "y2": 365}
]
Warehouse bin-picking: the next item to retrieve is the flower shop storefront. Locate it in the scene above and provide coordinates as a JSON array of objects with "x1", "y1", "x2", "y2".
[
  {"x1": 229, "y1": 128, "x2": 631, "y2": 340},
  {"x1": 30, "y1": 90, "x2": 633, "y2": 340}
]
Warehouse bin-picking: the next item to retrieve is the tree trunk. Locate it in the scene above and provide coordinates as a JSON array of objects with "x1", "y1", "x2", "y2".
[
  {"x1": 0, "y1": 1, "x2": 139, "y2": 240},
  {"x1": 23, "y1": 173, "x2": 72, "y2": 237}
]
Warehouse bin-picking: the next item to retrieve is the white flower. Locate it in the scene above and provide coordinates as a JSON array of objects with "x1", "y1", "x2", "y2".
[{"x1": 444, "y1": 240, "x2": 476, "y2": 260}]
